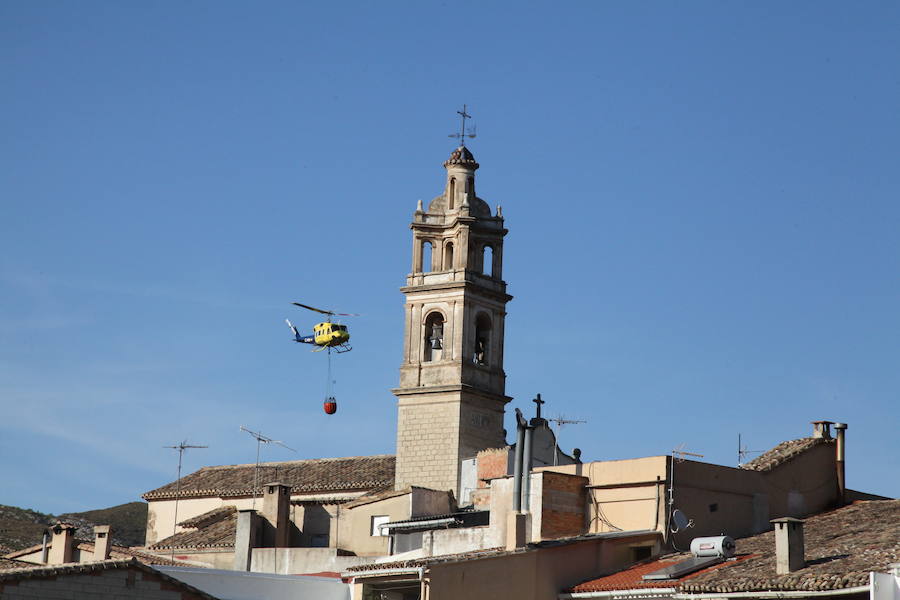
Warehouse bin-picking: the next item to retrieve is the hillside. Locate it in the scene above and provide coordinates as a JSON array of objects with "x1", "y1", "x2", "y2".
[{"x1": 0, "y1": 502, "x2": 147, "y2": 553}]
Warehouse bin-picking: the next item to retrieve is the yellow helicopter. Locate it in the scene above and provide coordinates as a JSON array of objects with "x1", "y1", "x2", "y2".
[{"x1": 286, "y1": 302, "x2": 357, "y2": 353}]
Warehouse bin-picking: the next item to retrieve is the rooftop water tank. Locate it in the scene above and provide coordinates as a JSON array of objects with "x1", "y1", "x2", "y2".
[{"x1": 690, "y1": 535, "x2": 736, "y2": 558}]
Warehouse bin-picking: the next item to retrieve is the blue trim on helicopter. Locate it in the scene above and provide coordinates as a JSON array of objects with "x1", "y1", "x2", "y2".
[{"x1": 295, "y1": 335, "x2": 316, "y2": 344}]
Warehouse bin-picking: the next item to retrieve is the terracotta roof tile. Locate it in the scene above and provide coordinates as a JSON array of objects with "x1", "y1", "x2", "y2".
[
  {"x1": 740, "y1": 437, "x2": 832, "y2": 471},
  {"x1": 679, "y1": 500, "x2": 900, "y2": 593},
  {"x1": 3, "y1": 541, "x2": 194, "y2": 567},
  {"x1": 570, "y1": 555, "x2": 751, "y2": 592},
  {"x1": 570, "y1": 500, "x2": 899, "y2": 595},
  {"x1": 142, "y1": 455, "x2": 395, "y2": 500},
  {"x1": 150, "y1": 507, "x2": 237, "y2": 550}
]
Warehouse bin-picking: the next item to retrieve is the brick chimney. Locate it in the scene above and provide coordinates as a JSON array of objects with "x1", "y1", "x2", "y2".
[
  {"x1": 772, "y1": 517, "x2": 805, "y2": 574},
  {"x1": 93, "y1": 525, "x2": 112, "y2": 560},
  {"x1": 261, "y1": 481, "x2": 291, "y2": 547},
  {"x1": 48, "y1": 523, "x2": 77, "y2": 564}
]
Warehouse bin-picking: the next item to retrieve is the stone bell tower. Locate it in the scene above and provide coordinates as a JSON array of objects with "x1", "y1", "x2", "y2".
[{"x1": 393, "y1": 144, "x2": 512, "y2": 496}]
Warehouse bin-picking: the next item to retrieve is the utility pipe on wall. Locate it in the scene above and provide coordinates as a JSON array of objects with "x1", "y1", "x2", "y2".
[
  {"x1": 512, "y1": 408, "x2": 526, "y2": 513},
  {"x1": 834, "y1": 423, "x2": 847, "y2": 506}
]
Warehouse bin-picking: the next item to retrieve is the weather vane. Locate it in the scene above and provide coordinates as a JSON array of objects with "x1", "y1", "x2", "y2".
[{"x1": 448, "y1": 104, "x2": 476, "y2": 146}]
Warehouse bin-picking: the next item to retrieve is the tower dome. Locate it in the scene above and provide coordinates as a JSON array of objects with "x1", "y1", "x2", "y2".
[{"x1": 443, "y1": 146, "x2": 480, "y2": 170}]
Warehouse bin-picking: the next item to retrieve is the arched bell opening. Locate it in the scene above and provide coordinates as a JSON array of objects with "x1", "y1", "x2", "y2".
[
  {"x1": 424, "y1": 312, "x2": 445, "y2": 362},
  {"x1": 474, "y1": 313, "x2": 491, "y2": 366}
]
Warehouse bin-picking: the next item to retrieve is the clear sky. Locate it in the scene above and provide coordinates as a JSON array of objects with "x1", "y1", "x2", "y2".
[{"x1": 1, "y1": 1, "x2": 897, "y2": 515}]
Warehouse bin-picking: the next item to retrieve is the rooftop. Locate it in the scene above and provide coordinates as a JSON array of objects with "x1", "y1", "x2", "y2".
[
  {"x1": 4, "y1": 539, "x2": 195, "y2": 567},
  {"x1": 740, "y1": 437, "x2": 833, "y2": 471},
  {"x1": 568, "y1": 500, "x2": 900, "y2": 595},
  {"x1": 149, "y1": 506, "x2": 237, "y2": 551},
  {"x1": 142, "y1": 454, "x2": 395, "y2": 500}
]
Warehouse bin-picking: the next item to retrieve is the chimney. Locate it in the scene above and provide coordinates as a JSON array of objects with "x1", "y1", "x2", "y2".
[
  {"x1": 233, "y1": 510, "x2": 261, "y2": 571},
  {"x1": 261, "y1": 481, "x2": 291, "y2": 547},
  {"x1": 48, "y1": 523, "x2": 77, "y2": 564},
  {"x1": 811, "y1": 420, "x2": 834, "y2": 439},
  {"x1": 771, "y1": 517, "x2": 805, "y2": 574},
  {"x1": 834, "y1": 423, "x2": 847, "y2": 505},
  {"x1": 93, "y1": 525, "x2": 112, "y2": 560}
]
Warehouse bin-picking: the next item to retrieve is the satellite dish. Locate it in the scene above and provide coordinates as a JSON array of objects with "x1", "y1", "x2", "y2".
[{"x1": 672, "y1": 509, "x2": 690, "y2": 532}]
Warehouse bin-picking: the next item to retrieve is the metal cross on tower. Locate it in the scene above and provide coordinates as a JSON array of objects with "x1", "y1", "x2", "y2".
[{"x1": 448, "y1": 104, "x2": 476, "y2": 146}]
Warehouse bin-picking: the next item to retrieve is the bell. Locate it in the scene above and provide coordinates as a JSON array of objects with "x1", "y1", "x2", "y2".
[{"x1": 323, "y1": 397, "x2": 337, "y2": 415}]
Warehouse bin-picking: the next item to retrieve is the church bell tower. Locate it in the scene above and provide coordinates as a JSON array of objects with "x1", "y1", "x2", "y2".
[{"x1": 393, "y1": 143, "x2": 512, "y2": 496}]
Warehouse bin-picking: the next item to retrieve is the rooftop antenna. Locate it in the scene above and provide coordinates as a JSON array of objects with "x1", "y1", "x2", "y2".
[
  {"x1": 163, "y1": 440, "x2": 207, "y2": 560},
  {"x1": 667, "y1": 444, "x2": 700, "y2": 545},
  {"x1": 737, "y1": 433, "x2": 763, "y2": 467},
  {"x1": 240, "y1": 426, "x2": 296, "y2": 510},
  {"x1": 448, "y1": 104, "x2": 476, "y2": 146},
  {"x1": 547, "y1": 414, "x2": 587, "y2": 466}
]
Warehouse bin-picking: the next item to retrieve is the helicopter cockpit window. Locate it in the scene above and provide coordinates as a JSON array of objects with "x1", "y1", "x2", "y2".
[{"x1": 424, "y1": 312, "x2": 444, "y2": 362}]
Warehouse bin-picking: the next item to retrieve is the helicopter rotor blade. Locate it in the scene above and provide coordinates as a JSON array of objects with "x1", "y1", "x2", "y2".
[
  {"x1": 292, "y1": 302, "x2": 360, "y2": 317},
  {"x1": 292, "y1": 302, "x2": 335, "y2": 315}
]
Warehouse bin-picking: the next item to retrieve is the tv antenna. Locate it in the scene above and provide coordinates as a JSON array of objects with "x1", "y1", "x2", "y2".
[
  {"x1": 737, "y1": 433, "x2": 763, "y2": 466},
  {"x1": 547, "y1": 414, "x2": 587, "y2": 465},
  {"x1": 667, "y1": 444, "x2": 700, "y2": 543},
  {"x1": 240, "y1": 426, "x2": 296, "y2": 510},
  {"x1": 671, "y1": 443, "x2": 704, "y2": 462},
  {"x1": 163, "y1": 440, "x2": 208, "y2": 560},
  {"x1": 448, "y1": 104, "x2": 476, "y2": 146}
]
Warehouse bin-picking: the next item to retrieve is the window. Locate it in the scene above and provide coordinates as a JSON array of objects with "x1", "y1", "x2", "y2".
[
  {"x1": 448, "y1": 178, "x2": 456, "y2": 209},
  {"x1": 444, "y1": 242, "x2": 454, "y2": 271},
  {"x1": 421, "y1": 240, "x2": 433, "y2": 273},
  {"x1": 371, "y1": 515, "x2": 390, "y2": 537},
  {"x1": 467, "y1": 176, "x2": 474, "y2": 199},
  {"x1": 482, "y1": 245, "x2": 493, "y2": 276}
]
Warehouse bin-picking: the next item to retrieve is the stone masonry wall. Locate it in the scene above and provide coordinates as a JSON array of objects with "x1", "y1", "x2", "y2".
[{"x1": 395, "y1": 398, "x2": 461, "y2": 493}]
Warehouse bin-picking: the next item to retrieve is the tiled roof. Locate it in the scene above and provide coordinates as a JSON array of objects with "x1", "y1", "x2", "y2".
[
  {"x1": 679, "y1": 500, "x2": 899, "y2": 593},
  {"x1": 0, "y1": 557, "x2": 33, "y2": 571},
  {"x1": 150, "y1": 507, "x2": 237, "y2": 551},
  {"x1": 740, "y1": 437, "x2": 832, "y2": 471},
  {"x1": 178, "y1": 505, "x2": 236, "y2": 529},
  {"x1": 569, "y1": 555, "x2": 752, "y2": 593},
  {"x1": 569, "y1": 500, "x2": 899, "y2": 595},
  {"x1": 142, "y1": 454, "x2": 395, "y2": 500},
  {"x1": 345, "y1": 547, "x2": 510, "y2": 572},
  {"x1": 3, "y1": 541, "x2": 194, "y2": 567},
  {"x1": 0, "y1": 558, "x2": 219, "y2": 599}
]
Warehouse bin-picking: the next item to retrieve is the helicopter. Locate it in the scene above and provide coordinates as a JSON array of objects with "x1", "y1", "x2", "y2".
[
  {"x1": 287, "y1": 303, "x2": 359, "y2": 415},
  {"x1": 286, "y1": 302, "x2": 357, "y2": 353}
]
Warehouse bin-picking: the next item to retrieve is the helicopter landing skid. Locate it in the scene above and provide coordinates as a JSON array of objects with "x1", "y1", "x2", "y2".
[{"x1": 334, "y1": 344, "x2": 352, "y2": 354}]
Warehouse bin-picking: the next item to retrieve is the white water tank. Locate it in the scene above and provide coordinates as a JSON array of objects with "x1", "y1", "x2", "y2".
[{"x1": 691, "y1": 535, "x2": 736, "y2": 558}]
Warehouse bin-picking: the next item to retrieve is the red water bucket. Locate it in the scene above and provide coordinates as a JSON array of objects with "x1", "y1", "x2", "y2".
[{"x1": 323, "y1": 398, "x2": 337, "y2": 415}]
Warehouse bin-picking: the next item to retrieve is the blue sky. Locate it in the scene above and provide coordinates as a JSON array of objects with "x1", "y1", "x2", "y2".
[{"x1": 1, "y1": 2, "x2": 897, "y2": 514}]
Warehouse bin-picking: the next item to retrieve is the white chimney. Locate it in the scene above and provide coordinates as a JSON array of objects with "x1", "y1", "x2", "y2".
[
  {"x1": 772, "y1": 517, "x2": 805, "y2": 574},
  {"x1": 93, "y1": 525, "x2": 112, "y2": 560}
]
